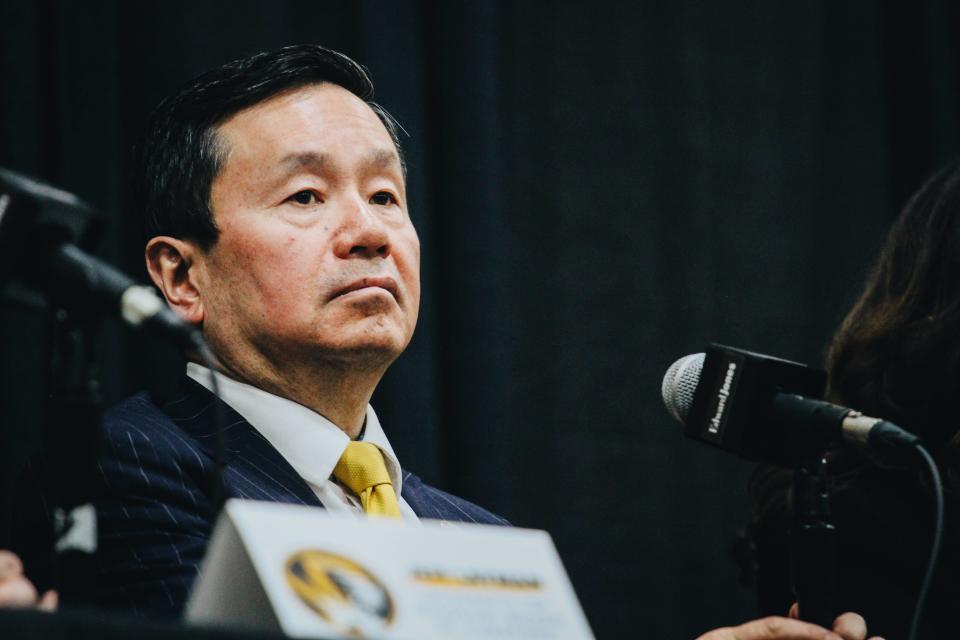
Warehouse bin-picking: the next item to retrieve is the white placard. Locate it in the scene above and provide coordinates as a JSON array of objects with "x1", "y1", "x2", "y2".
[{"x1": 186, "y1": 500, "x2": 593, "y2": 640}]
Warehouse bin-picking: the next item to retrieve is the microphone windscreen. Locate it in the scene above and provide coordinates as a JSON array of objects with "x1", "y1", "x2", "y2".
[{"x1": 661, "y1": 353, "x2": 705, "y2": 423}]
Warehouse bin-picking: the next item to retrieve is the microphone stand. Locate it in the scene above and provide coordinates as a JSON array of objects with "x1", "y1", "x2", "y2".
[
  {"x1": 791, "y1": 453, "x2": 837, "y2": 628},
  {"x1": 45, "y1": 305, "x2": 102, "y2": 606}
]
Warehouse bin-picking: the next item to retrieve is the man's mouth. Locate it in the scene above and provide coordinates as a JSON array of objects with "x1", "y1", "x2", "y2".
[{"x1": 329, "y1": 276, "x2": 399, "y2": 301}]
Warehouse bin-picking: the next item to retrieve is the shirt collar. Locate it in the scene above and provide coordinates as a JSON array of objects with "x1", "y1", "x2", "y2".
[{"x1": 185, "y1": 363, "x2": 404, "y2": 496}]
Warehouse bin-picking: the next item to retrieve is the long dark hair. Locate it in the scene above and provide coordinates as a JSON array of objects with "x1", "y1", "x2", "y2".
[
  {"x1": 742, "y1": 164, "x2": 960, "y2": 631},
  {"x1": 749, "y1": 161, "x2": 960, "y2": 536},
  {"x1": 826, "y1": 160, "x2": 960, "y2": 492}
]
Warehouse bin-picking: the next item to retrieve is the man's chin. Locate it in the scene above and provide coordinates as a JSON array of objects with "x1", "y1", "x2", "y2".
[{"x1": 304, "y1": 331, "x2": 410, "y2": 367}]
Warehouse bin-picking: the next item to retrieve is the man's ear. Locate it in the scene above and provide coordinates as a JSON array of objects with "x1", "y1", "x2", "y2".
[{"x1": 145, "y1": 236, "x2": 205, "y2": 325}]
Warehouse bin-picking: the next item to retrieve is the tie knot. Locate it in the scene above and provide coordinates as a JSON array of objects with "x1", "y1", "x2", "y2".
[{"x1": 333, "y1": 442, "x2": 392, "y2": 495}]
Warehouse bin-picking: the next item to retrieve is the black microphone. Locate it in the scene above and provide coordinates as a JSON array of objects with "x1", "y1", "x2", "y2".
[
  {"x1": 0, "y1": 167, "x2": 200, "y2": 348},
  {"x1": 661, "y1": 345, "x2": 920, "y2": 463},
  {"x1": 50, "y1": 243, "x2": 201, "y2": 348},
  {"x1": 663, "y1": 345, "x2": 943, "y2": 640}
]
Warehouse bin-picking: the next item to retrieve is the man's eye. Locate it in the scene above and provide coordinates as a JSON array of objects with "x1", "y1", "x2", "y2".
[
  {"x1": 370, "y1": 191, "x2": 397, "y2": 206},
  {"x1": 287, "y1": 190, "x2": 321, "y2": 205}
]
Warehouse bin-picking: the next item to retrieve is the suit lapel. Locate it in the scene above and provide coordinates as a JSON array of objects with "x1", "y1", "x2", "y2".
[
  {"x1": 160, "y1": 376, "x2": 322, "y2": 508},
  {"x1": 400, "y1": 471, "x2": 465, "y2": 521},
  {"x1": 401, "y1": 471, "x2": 510, "y2": 526}
]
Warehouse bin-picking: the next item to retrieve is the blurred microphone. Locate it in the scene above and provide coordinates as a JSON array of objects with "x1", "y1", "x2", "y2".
[
  {"x1": 0, "y1": 167, "x2": 200, "y2": 347},
  {"x1": 660, "y1": 345, "x2": 920, "y2": 463}
]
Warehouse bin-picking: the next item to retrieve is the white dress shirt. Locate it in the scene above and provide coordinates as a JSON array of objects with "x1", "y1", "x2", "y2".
[{"x1": 186, "y1": 363, "x2": 419, "y2": 522}]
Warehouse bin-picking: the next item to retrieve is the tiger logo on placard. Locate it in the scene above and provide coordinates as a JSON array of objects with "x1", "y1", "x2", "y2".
[{"x1": 285, "y1": 550, "x2": 395, "y2": 637}]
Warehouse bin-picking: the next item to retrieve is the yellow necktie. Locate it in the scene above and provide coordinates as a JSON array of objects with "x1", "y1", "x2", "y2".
[{"x1": 333, "y1": 442, "x2": 401, "y2": 518}]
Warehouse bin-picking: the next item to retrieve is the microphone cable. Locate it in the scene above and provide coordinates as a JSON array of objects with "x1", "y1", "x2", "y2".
[{"x1": 907, "y1": 442, "x2": 944, "y2": 640}]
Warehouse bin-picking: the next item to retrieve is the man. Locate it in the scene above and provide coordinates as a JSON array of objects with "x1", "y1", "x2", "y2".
[
  {"x1": 93, "y1": 44, "x2": 505, "y2": 617},
  {"x1": 86, "y1": 45, "x2": 876, "y2": 638}
]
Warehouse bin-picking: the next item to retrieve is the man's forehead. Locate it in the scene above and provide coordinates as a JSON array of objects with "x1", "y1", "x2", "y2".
[{"x1": 214, "y1": 84, "x2": 400, "y2": 168}]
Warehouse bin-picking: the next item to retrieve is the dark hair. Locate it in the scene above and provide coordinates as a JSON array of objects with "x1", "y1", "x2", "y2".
[
  {"x1": 741, "y1": 161, "x2": 960, "y2": 597},
  {"x1": 824, "y1": 160, "x2": 960, "y2": 493},
  {"x1": 827, "y1": 160, "x2": 960, "y2": 458},
  {"x1": 137, "y1": 44, "x2": 404, "y2": 249},
  {"x1": 748, "y1": 161, "x2": 960, "y2": 530}
]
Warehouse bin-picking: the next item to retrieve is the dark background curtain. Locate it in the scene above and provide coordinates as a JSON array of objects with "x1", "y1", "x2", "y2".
[{"x1": 2, "y1": 1, "x2": 959, "y2": 637}]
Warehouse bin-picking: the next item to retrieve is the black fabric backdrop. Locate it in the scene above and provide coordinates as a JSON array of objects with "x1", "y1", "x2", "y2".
[{"x1": 2, "y1": 1, "x2": 960, "y2": 637}]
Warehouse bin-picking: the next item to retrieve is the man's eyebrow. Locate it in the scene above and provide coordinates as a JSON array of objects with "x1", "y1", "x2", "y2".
[
  {"x1": 275, "y1": 149, "x2": 402, "y2": 175},
  {"x1": 277, "y1": 151, "x2": 329, "y2": 172},
  {"x1": 364, "y1": 149, "x2": 402, "y2": 172}
]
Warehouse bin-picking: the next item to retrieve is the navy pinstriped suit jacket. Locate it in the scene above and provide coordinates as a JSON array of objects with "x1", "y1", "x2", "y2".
[{"x1": 93, "y1": 377, "x2": 507, "y2": 618}]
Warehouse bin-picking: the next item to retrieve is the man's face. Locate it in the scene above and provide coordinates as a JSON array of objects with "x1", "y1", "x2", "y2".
[{"x1": 196, "y1": 84, "x2": 420, "y2": 377}]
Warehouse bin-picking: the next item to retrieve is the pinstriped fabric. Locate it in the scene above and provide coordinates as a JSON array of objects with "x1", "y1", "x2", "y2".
[
  {"x1": 400, "y1": 471, "x2": 511, "y2": 526},
  {"x1": 95, "y1": 395, "x2": 216, "y2": 617},
  {"x1": 93, "y1": 377, "x2": 508, "y2": 619}
]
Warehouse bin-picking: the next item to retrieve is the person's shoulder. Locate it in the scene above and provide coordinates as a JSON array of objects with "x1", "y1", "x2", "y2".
[
  {"x1": 101, "y1": 391, "x2": 185, "y2": 446},
  {"x1": 401, "y1": 471, "x2": 511, "y2": 527},
  {"x1": 100, "y1": 388, "x2": 209, "y2": 467},
  {"x1": 103, "y1": 391, "x2": 167, "y2": 430},
  {"x1": 102, "y1": 378, "x2": 215, "y2": 441}
]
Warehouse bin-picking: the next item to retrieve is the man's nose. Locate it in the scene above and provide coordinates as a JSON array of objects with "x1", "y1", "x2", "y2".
[{"x1": 333, "y1": 198, "x2": 391, "y2": 259}]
